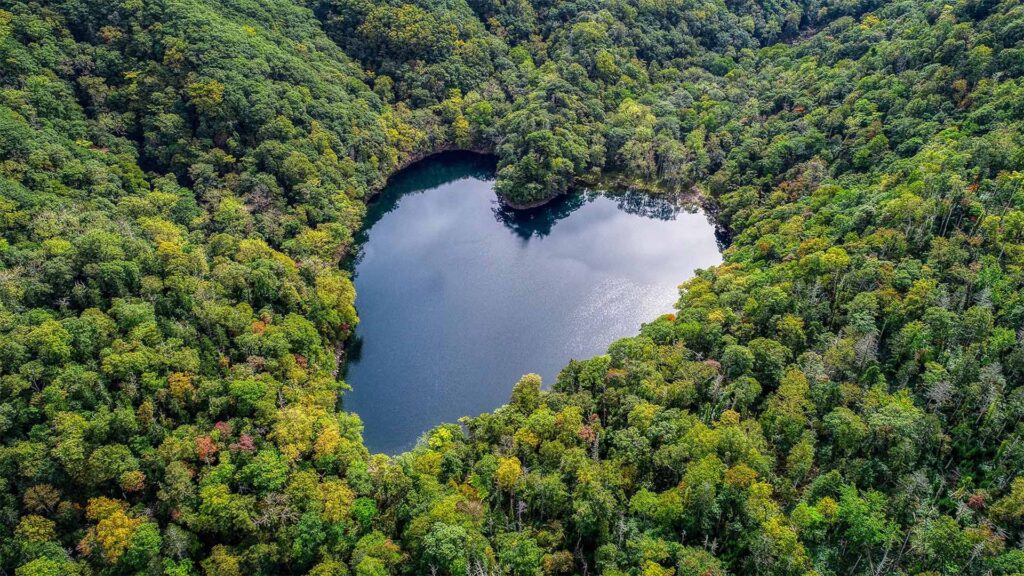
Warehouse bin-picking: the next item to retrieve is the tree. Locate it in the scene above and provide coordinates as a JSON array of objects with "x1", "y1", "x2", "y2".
[
  {"x1": 496, "y1": 533, "x2": 542, "y2": 576},
  {"x1": 422, "y1": 523, "x2": 469, "y2": 576}
]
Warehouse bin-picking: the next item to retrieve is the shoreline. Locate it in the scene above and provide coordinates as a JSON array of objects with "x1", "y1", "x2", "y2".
[{"x1": 377, "y1": 145, "x2": 716, "y2": 212}]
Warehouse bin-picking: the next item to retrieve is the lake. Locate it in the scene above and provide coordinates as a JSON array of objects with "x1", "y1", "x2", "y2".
[{"x1": 343, "y1": 152, "x2": 723, "y2": 454}]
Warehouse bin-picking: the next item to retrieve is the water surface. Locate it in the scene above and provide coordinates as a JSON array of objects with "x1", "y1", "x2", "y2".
[{"x1": 344, "y1": 153, "x2": 722, "y2": 453}]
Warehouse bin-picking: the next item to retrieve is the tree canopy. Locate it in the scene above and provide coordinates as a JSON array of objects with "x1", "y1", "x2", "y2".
[{"x1": 1, "y1": 0, "x2": 1024, "y2": 574}]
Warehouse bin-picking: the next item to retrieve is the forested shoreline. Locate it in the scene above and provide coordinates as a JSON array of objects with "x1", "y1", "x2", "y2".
[{"x1": 1, "y1": 0, "x2": 1024, "y2": 575}]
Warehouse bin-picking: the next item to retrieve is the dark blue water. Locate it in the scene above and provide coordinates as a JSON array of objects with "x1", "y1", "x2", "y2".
[{"x1": 343, "y1": 153, "x2": 722, "y2": 454}]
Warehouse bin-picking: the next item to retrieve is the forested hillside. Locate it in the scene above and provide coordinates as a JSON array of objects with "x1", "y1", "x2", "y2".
[{"x1": 1, "y1": 0, "x2": 1024, "y2": 574}]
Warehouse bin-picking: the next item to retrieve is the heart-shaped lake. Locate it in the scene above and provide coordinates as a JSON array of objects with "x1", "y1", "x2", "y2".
[{"x1": 343, "y1": 152, "x2": 723, "y2": 453}]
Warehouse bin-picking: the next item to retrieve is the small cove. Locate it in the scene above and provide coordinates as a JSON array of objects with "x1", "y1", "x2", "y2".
[{"x1": 343, "y1": 152, "x2": 723, "y2": 454}]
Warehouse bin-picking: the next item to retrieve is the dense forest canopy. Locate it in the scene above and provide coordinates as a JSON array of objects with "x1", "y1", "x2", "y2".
[{"x1": 1, "y1": 0, "x2": 1024, "y2": 574}]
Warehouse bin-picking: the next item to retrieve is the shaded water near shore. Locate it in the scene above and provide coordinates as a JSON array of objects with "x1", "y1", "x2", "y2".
[{"x1": 343, "y1": 153, "x2": 722, "y2": 454}]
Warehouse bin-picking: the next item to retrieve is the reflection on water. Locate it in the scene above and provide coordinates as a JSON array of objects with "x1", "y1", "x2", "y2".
[
  {"x1": 491, "y1": 192, "x2": 590, "y2": 240},
  {"x1": 492, "y1": 189, "x2": 710, "y2": 241},
  {"x1": 343, "y1": 152, "x2": 722, "y2": 454}
]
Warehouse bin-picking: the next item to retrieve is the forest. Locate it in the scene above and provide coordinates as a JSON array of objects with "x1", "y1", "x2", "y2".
[{"x1": 1, "y1": 0, "x2": 1023, "y2": 574}]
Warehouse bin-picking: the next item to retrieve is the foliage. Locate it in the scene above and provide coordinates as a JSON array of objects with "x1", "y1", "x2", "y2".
[{"x1": 1, "y1": 0, "x2": 1024, "y2": 574}]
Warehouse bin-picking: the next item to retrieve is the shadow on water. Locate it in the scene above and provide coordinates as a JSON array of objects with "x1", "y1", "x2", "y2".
[
  {"x1": 347, "y1": 152, "x2": 497, "y2": 271},
  {"x1": 361, "y1": 152, "x2": 497, "y2": 233}
]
